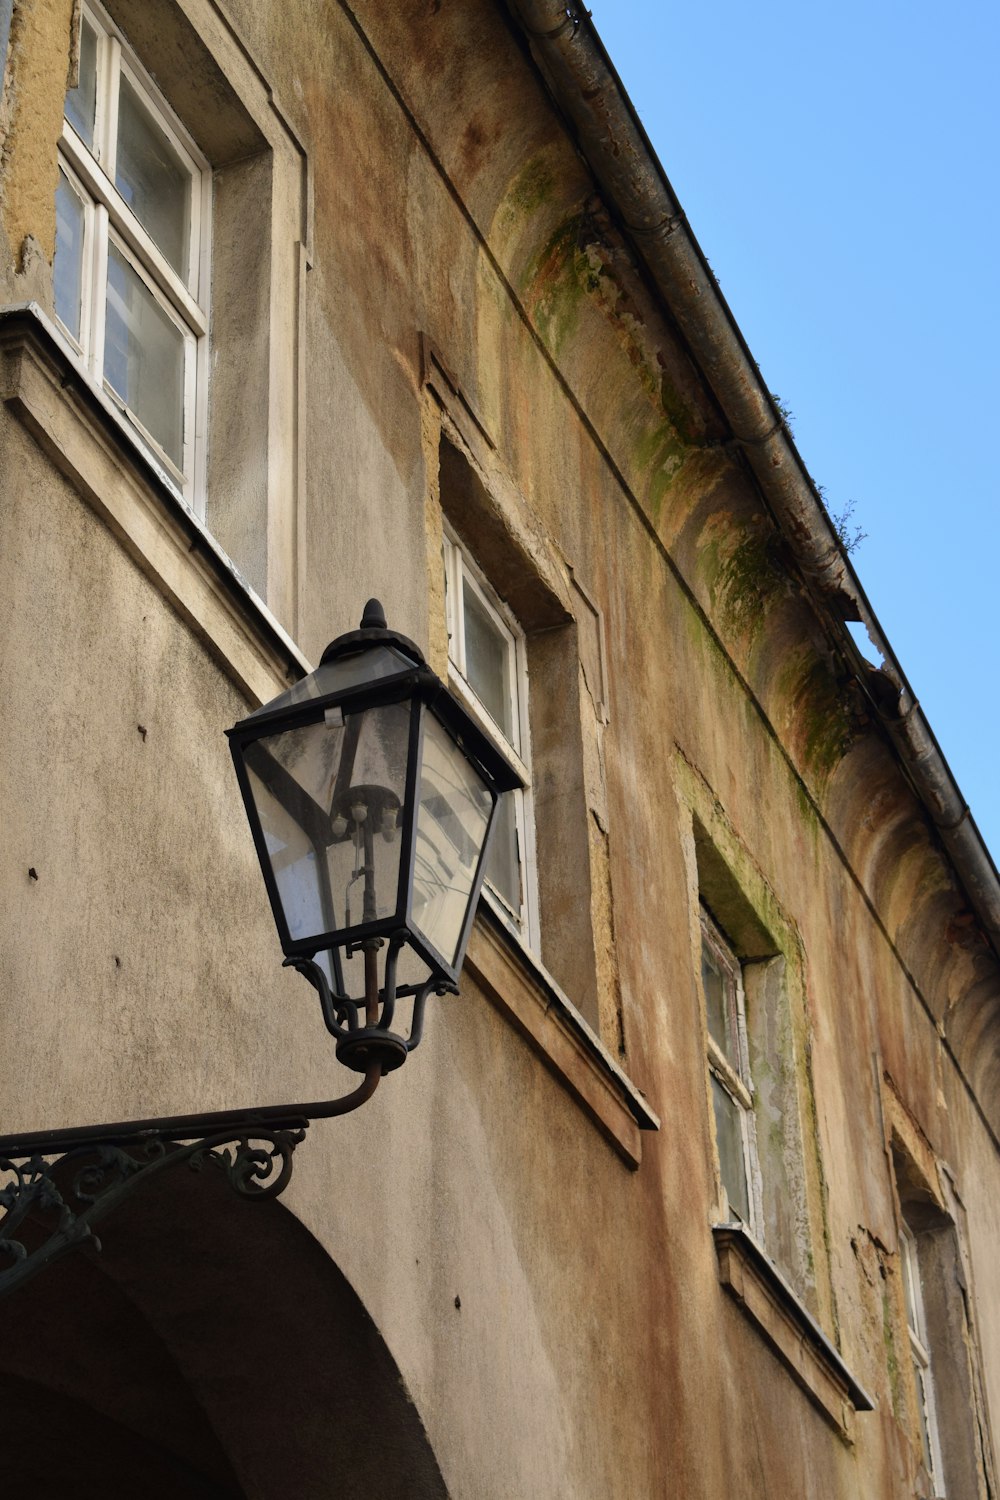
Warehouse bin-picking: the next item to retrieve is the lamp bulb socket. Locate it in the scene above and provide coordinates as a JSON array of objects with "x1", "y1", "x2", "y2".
[
  {"x1": 351, "y1": 802, "x2": 368, "y2": 824},
  {"x1": 331, "y1": 814, "x2": 348, "y2": 837}
]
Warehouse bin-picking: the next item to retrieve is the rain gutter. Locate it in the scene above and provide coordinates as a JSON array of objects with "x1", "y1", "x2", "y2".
[{"x1": 506, "y1": 1, "x2": 1000, "y2": 957}]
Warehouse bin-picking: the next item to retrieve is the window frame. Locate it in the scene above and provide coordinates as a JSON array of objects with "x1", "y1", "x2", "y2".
[
  {"x1": 899, "y1": 1220, "x2": 947, "y2": 1496},
  {"x1": 54, "y1": 0, "x2": 211, "y2": 504},
  {"x1": 700, "y1": 904, "x2": 763, "y2": 1238},
  {"x1": 442, "y1": 528, "x2": 539, "y2": 948}
]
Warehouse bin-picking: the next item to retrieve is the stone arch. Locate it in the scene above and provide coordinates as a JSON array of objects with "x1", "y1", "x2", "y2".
[{"x1": 0, "y1": 1161, "x2": 448, "y2": 1499}]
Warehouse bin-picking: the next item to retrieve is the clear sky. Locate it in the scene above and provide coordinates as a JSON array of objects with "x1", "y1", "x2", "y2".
[{"x1": 588, "y1": 1, "x2": 1000, "y2": 864}]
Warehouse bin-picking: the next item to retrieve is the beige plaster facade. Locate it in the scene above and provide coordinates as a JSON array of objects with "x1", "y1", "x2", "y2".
[{"x1": 0, "y1": 2, "x2": 997, "y2": 1496}]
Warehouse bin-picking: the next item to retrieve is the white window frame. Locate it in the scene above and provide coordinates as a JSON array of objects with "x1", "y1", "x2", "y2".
[
  {"x1": 443, "y1": 530, "x2": 539, "y2": 948},
  {"x1": 55, "y1": 0, "x2": 211, "y2": 506},
  {"x1": 701, "y1": 906, "x2": 763, "y2": 1238},
  {"x1": 900, "y1": 1222, "x2": 947, "y2": 1496}
]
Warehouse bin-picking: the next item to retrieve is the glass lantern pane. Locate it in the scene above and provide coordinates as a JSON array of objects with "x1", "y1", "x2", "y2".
[
  {"x1": 463, "y1": 580, "x2": 514, "y2": 743},
  {"x1": 115, "y1": 74, "x2": 191, "y2": 277},
  {"x1": 104, "y1": 243, "x2": 186, "y2": 466},
  {"x1": 65, "y1": 18, "x2": 98, "y2": 149},
  {"x1": 711, "y1": 1074, "x2": 750, "y2": 1224},
  {"x1": 243, "y1": 700, "x2": 411, "y2": 948},
  {"x1": 412, "y1": 712, "x2": 493, "y2": 967},
  {"x1": 244, "y1": 646, "x2": 418, "y2": 722},
  {"x1": 54, "y1": 171, "x2": 86, "y2": 342}
]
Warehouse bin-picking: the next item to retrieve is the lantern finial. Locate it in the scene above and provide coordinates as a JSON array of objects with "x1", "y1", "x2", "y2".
[{"x1": 360, "y1": 598, "x2": 387, "y2": 631}]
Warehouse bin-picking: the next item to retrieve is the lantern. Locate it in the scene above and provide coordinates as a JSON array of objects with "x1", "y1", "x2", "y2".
[{"x1": 227, "y1": 600, "x2": 521, "y2": 1073}]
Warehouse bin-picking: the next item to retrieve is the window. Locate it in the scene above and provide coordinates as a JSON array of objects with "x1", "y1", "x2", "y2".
[
  {"x1": 53, "y1": 0, "x2": 210, "y2": 500},
  {"x1": 885, "y1": 1125, "x2": 996, "y2": 1500},
  {"x1": 443, "y1": 530, "x2": 537, "y2": 946},
  {"x1": 899, "y1": 1220, "x2": 946, "y2": 1496},
  {"x1": 681, "y1": 794, "x2": 831, "y2": 1310},
  {"x1": 700, "y1": 905, "x2": 761, "y2": 1235}
]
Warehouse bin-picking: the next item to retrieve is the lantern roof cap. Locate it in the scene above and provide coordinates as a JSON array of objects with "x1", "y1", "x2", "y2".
[
  {"x1": 319, "y1": 598, "x2": 424, "y2": 669},
  {"x1": 237, "y1": 602, "x2": 424, "y2": 726}
]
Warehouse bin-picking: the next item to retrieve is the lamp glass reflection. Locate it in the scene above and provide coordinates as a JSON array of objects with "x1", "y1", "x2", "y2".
[
  {"x1": 412, "y1": 712, "x2": 494, "y2": 967},
  {"x1": 244, "y1": 699, "x2": 411, "y2": 948}
]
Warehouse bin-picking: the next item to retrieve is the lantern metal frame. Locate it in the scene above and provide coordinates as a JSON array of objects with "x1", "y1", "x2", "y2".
[{"x1": 0, "y1": 601, "x2": 518, "y2": 1298}]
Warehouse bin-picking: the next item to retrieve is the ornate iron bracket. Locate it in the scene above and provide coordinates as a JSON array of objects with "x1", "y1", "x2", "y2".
[{"x1": 0, "y1": 1063, "x2": 380, "y2": 1300}]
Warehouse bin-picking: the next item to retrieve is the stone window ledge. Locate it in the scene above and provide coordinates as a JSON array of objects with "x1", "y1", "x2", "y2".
[
  {"x1": 0, "y1": 302, "x2": 306, "y2": 709},
  {"x1": 713, "y1": 1223, "x2": 875, "y2": 1440},
  {"x1": 465, "y1": 904, "x2": 659, "y2": 1169}
]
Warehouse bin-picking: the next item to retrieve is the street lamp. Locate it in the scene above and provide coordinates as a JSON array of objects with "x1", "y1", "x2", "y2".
[
  {"x1": 227, "y1": 597, "x2": 521, "y2": 1074},
  {"x1": 0, "y1": 601, "x2": 518, "y2": 1296}
]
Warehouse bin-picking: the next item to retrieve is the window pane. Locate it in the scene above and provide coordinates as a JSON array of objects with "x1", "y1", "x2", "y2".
[
  {"x1": 54, "y1": 172, "x2": 85, "y2": 342},
  {"x1": 65, "y1": 19, "x2": 98, "y2": 148},
  {"x1": 711, "y1": 1074, "x2": 750, "y2": 1223},
  {"x1": 899, "y1": 1229, "x2": 920, "y2": 1334},
  {"x1": 115, "y1": 74, "x2": 191, "y2": 277},
  {"x1": 702, "y1": 935, "x2": 743, "y2": 1073},
  {"x1": 463, "y1": 581, "x2": 514, "y2": 743},
  {"x1": 484, "y1": 790, "x2": 521, "y2": 915},
  {"x1": 104, "y1": 244, "x2": 185, "y2": 467}
]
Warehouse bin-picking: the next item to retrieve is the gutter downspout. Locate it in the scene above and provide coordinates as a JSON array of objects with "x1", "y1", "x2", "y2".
[{"x1": 507, "y1": 0, "x2": 1000, "y2": 959}]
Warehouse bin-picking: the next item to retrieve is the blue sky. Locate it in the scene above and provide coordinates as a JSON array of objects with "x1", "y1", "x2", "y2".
[{"x1": 588, "y1": 1, "x2": 1000, "y2": 864}]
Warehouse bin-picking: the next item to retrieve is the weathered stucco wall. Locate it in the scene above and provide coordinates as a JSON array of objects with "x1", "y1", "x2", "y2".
[{"x1": 1, "y1": 0, "x2": 997, "y2": 1495}]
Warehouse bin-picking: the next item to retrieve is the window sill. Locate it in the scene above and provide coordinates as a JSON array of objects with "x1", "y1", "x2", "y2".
[
  {"x1": 0, "y1": 302, "x2": 306, "y2": 708},
  {"x1": 713, "y1": 1223, "x2": 875, "y2": 1441},
  {"x1": 464, "y1": 902, "x2": 659, "y2": 1169}
]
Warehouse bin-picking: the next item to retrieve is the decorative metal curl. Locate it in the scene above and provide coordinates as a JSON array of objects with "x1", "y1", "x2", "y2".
[
  {"x1": 191, "y1": 1128, "x2": 305, "y2": 1200},
  {"x1": 0, "y1": 1125, "x2": 308, "y2": 1298}
]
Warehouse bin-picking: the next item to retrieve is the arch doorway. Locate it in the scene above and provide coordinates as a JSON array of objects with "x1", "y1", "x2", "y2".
[{"x1": 0, "y1": 1161, "x2": 449, "y2": 1499}]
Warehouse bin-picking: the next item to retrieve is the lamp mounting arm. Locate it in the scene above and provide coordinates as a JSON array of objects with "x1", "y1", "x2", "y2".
[{"x1": 0, "y1": 1062, "x2": 381, "y2": 1300}]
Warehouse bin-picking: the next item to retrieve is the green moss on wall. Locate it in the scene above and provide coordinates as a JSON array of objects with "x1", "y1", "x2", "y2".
[
  {"x1": 714, "y1": 527, "x2": 786, "y2": 640},
  {"x1": 519, "y1": 208, "x2": 701, "y2": 518},
  {"x1": 797, "y1": 662, "x2": 857, "y2": 781},
  {"x1": 634, "y1": 419, "x2": 686, "y2": 521},
  {"x1": 521, "y1": 213, "x2": 590, "y2": 356},
  {"x1": 507, "y1": 154, "x2": 554, "y2": 218}
]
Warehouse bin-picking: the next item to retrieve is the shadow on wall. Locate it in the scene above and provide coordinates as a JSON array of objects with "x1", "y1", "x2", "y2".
[{"x1": 0, "y1": 1164, "x2": 449, "y2": 1499}]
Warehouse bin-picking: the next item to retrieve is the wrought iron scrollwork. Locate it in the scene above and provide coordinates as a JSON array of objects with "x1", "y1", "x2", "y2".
[
  {"x1": 0, "y1": 1059, "x2": 384, "y2": 1301},
  {"x1": 190, "y1": 1127, "x2": 304, "y2": 1200},
  {"x1": 0, "y1": 944, "x2": 387, "y2": 1300},
  {"x1": 0, "y1": 1124, "x2": 307, "y2": 1298}
]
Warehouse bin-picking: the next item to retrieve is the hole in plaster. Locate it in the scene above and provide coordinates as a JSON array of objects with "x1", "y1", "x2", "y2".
[{"x1": 845, "y1": 620, "x2": 882, "y2": 668}]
